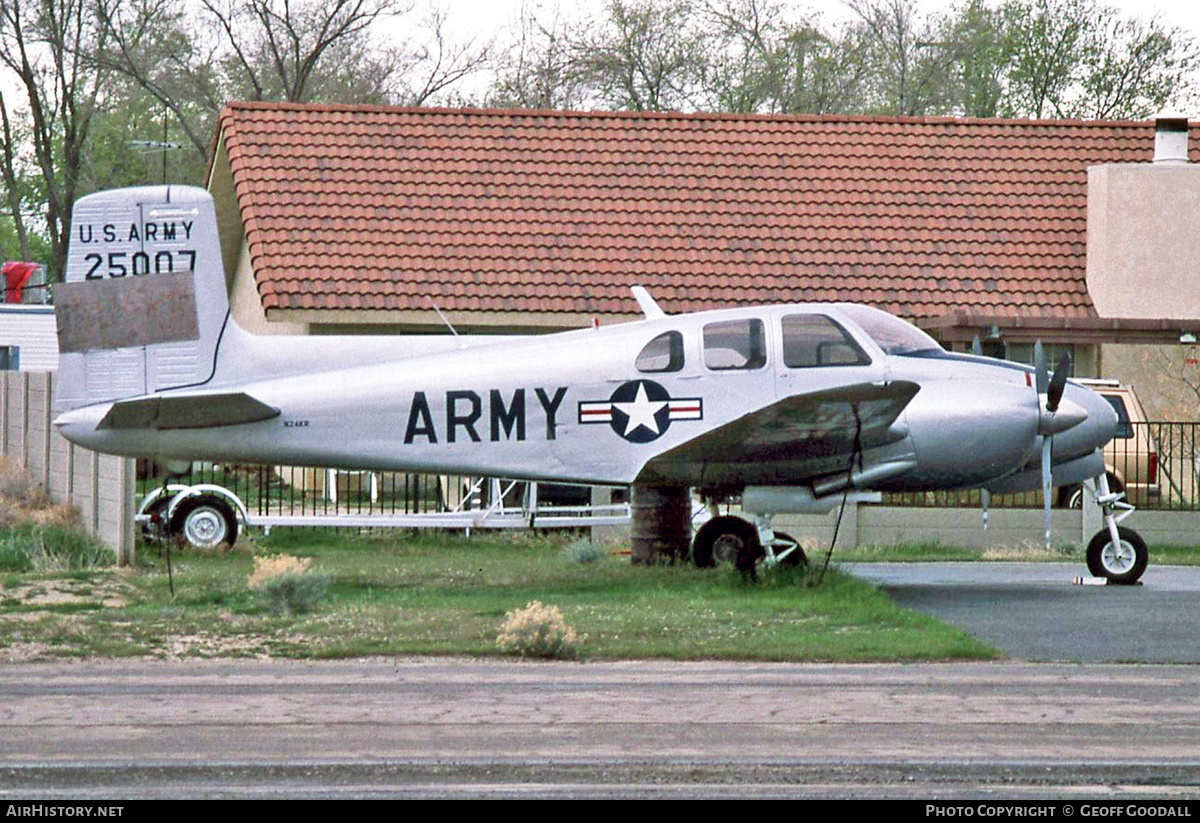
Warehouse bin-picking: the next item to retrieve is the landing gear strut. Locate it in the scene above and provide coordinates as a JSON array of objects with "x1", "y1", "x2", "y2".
[{"x1": 1086, "y1": 473, "x2": 1147, "y2": 585}]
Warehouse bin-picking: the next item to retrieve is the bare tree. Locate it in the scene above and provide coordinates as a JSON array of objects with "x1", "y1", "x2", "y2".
[
  {"x1": 574, "y1": 0, "x2": 708, "y2": 111},
  {"x1": 1078, "y1": 12, "x2": 1196, "y2": 119},
  {"x1": 195, "y1": 0, "x2": 406, "y2": 103},
  {"x1": 701, "y1": 0, "x2": 870, "y2": 114},
  {"x1": 387, "y1": 5, "x2": 494, "y2": 105},
  {"x1": 0, "y1": 0, "x2": 110, "y2": 280},
  {"x1": 844, "y1": 0, "x2": 954, "y2": 116},
  {"x1": 96, "y1": 0, "x2": 493, "y2": 163},
  {"x1": 0, "y1": 90, "x2": 33, "y2": 263},
  {"x1": 94, "y1": 0, "x2": 223, "y2": 161},
  {"x1": 1000, "y1": 0, "x2": 1095, "y2": 117},
  {"x1": 938, "y1": 0, "x2": 1007, "y2": 117},
  {"x1": 490, "y1": 2, "x2": 587, "y2": 110}
]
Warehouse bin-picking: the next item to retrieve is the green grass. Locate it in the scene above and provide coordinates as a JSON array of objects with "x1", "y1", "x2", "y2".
[
  {"x1": 828, "y1": 539, "x2": 987, "y2": 563},
  {"x1": 0, "y1": 523, "x2": 116, "y2": 572},
  {"x1": 0, "y1": 529, "x2": 997, "y2": 662},
  {"x1": 1145, "y1": 545, "x2": 1200, "y2": 566}
]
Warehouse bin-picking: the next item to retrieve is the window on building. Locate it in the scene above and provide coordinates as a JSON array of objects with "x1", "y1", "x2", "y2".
[
  {"x1": 0, "y1": 346, "x2": 17, "y2": 371},
  {"x1": 704, "y1": 319, "x2": 766, "y2": 370},
  {"x1": 636, "y1": 331, "x2": 684, "y2": 373},
  {"x1": 1005, "y1": 343, "x2": 1075, "y2": 378},
  {"x1": 781, "y1": 314, "x2": 869, "y2": 368}
]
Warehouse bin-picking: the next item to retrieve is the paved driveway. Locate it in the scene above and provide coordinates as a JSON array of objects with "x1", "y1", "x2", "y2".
[{"x1": 845, "y1": 562, "x2": 1200, "y2": 663}]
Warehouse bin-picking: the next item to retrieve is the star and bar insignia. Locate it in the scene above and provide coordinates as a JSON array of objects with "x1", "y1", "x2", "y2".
[{"x1": 578, "y1": 379, "x2": 703, "y2": 443}]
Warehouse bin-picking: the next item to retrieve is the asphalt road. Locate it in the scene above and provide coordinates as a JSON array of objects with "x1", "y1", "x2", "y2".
[
  {"x1": 3, "y1": 658, "x2": 1200, "y2": 799},
  {"x1": 6, "y1": 562, "x2": 1200, "y2": 799},
  {"x1": 845, "y1": 562, "x2": 1200, "y2": 663}
]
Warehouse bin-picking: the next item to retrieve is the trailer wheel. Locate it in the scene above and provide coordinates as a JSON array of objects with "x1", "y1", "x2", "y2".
[
  {"x1": 692, "y1": 515, "x2": 763, "y2": 572},
  {"x1": 171, "y1": 495, "x2": 238, "y2": 550},
  {"x1": 140, "y1": 496, "x2": 176, "y2": 542}
]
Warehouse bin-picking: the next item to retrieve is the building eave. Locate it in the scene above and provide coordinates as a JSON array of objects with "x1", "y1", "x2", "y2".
[{"x1": 921, "y1": 312, "x2": 1200, "y2": 345}]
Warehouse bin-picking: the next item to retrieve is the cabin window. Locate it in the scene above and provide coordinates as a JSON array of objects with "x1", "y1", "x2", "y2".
[
  {"x1": 636, "y1": 331, "x2": 684, "y2": 373},
  {"x1": 781, "y1": 315, "x2": 869, "y2": 368},
  {"x1": 703, "y1": 319, "x2": 766, "y2": 370},
  {"x1": 0, "y1": 346, "x2": 17, "y2": 371}
]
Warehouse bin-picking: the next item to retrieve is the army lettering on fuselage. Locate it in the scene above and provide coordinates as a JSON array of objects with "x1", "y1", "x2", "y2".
[{"x1": 403, "y1": 387, "x2": 568, "y2": 444}]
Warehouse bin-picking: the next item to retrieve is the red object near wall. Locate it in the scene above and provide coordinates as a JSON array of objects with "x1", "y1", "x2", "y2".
[{"x1": 2, "y1": 261, "x2": 38, "y2": 303}]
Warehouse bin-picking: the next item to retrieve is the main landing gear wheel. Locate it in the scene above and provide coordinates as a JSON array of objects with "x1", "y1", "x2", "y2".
[
  {"x1": 769, "y1": 531, "x2": 808, "y2": 570},
  {"x1": 691, "y1": 516, "x2": 763, "y2": 573},
  {"x1": 170, "y1": 495, "x2": 239, "y2": 550},
  {"x1": 1086, "y1": 526, "x2": 1147, "y2": 585}
]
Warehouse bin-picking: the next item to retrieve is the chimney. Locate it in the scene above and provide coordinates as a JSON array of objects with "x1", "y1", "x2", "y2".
[{"x1": 1154, "y1": 116, "x2": 1189, "y2": 164}]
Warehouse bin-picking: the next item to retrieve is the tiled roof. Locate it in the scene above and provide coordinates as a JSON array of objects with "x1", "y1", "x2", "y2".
[{"x1": 216, "y1": 103, "x2": 1186, "y2": 322}]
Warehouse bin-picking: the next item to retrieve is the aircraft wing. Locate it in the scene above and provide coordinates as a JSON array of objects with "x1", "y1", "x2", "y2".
[{"x1": 637, "y1": 380, "x2": 919, "y2": 486}]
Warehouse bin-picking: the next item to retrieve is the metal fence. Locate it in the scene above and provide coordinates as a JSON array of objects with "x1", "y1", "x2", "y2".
[
  {"x1": 883, "y1": 421, "x2": 1200, "y2": 511},
  {"x1": 135, "y1": 461, "x2": 604, "y2": 521},
  {"x1": 138, "y1": 461, "x2": 481, "y2": 518}
]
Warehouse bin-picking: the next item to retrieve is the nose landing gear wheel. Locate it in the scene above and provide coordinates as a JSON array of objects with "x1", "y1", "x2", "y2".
[{"x1": 1086, "y1": 526, "x2": 1147, "y2": 585}]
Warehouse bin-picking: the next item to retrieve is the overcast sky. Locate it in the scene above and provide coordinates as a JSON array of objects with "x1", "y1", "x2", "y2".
[
  {"x1": 441, "y1": 0, "x2": 1200, "y2": 44},
  {"x1": 429, "y1": 0, "x2": 1200, "y2": 111}
]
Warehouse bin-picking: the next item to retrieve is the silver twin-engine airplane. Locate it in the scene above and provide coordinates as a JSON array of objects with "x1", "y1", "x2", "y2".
[{"x1": 53, "y1": 185, "x2": 1148, "y2": 583}]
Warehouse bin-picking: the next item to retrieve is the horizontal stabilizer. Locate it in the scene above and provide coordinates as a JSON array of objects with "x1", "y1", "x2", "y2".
[{"x1": 98, "y1": 392, "x2": 280, "y2": 430}]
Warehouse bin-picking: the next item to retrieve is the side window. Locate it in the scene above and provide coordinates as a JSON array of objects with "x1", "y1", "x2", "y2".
[
  {"x1": 636, "y1": 331, "x2": 684, "y2": 373},
  {"x1": 704, "y1": 319, "x2": 766, "y2": 371},
  {"x1": 1103, "y1": 394, "x2": 1133, "y2": 439},
  {"x1": 0, "y1": 346, "x2": 17, "y2": 371},
  {"x1": 781, "y1": 315, "x2": 869, "y2": 368}
]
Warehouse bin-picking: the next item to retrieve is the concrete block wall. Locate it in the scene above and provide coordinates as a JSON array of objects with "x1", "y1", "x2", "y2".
[
  {"x1": 776, "y1": 503, "x2": 1198, "y2": 551},
  {"x1": 1, "y1": 372, "x2": 135, "y2": 564}
]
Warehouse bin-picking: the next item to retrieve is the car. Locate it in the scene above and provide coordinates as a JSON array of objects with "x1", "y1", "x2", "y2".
[{"x1": 1059, "y1": 379, "x2": 1160, "y2": 508}]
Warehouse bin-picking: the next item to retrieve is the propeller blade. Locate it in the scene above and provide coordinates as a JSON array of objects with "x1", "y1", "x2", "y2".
[
  {"x1": 1034, "y1": 340, "x2": 1048, "y2": 395},
  {"x1": 1046, "y1": 352, "x2": 1070, "y2": 413},
  {"x1": 1041, "y1": 436, "x2": 1053, "y2": 549}
]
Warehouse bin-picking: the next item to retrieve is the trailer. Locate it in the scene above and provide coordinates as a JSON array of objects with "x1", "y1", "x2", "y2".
[
  {"x1": 0, "y1": 304, "x2": 59, "y2": 372},
  {"x1": 138, "y1": 476, "x2": 631, "y2": 548}
]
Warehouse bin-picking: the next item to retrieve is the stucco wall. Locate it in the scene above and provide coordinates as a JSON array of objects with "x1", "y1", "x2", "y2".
[
  {"x1": 1100, "y1": 343, "x2": 1200, "y2": 421},
  {"x1": 1088, "y1": 164, "x2": 1200, "y2": 322}
]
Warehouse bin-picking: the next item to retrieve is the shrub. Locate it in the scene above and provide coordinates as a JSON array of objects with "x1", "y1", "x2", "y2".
[
  {"x1": 495, "y1": 600, "x2": 583, "y2": 659},
  {"x1": 247, "y1": 554, "x2": 312, "y2": 588},
  {"x1": 0, "y1": 457, "x2": 76, "y2": 531},
  {"x1": 560, "y1": 538, "x2": 605, "y2": 564},
  {"x1": 247, "y1": 554, "x2": 328, "y2": 615}
]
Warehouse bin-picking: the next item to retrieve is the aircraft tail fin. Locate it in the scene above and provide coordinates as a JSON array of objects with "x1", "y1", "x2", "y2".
[{"x1": 54, "y1": 185, "x2": 230, "y2": 415}]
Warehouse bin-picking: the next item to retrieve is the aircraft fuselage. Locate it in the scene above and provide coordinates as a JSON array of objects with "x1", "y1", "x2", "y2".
[{"x1": 55, "y1": 303, "x2": 1117, "y2": 498}]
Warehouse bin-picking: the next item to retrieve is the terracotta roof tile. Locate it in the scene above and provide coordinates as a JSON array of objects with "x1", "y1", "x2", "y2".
[{"x1": 216, "y1": 103, "x2": 1184, "y2": 321}]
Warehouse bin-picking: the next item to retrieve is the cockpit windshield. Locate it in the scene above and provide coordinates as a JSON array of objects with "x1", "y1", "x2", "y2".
[{"x1": 835, "y1": 304, "x2": 942, "y2": 356}]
